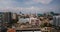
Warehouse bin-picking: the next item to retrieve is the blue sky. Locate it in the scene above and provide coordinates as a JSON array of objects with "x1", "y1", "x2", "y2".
[{"x1": 0, "y1": 0, "x2": 60, "y2": 14}]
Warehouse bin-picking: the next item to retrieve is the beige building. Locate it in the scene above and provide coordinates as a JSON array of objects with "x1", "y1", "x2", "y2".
[
  {"x1": 29, "y1": 17, "x2": 41, "y2": 26},
  {"x1": 12, "y1": 13, "x2": 17, "y2": 19},
  {"x1": 41, "y1": 27, "x2": 52, "y2": 32}
]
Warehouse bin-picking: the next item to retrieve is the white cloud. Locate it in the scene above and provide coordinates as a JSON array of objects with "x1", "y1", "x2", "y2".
[
  {"x1": 0, "y1": 0, "x2": 59, "y2": 13},
  {"x1": 0, "y1": 6, "x2": 58, "y2": 13},
  {"x1": 33, "y1": 0, "x2": 53, "y2": 4}
]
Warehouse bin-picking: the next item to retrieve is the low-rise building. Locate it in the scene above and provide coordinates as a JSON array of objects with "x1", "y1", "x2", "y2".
[{"x1": 41, "y1": 27, "x2": 52, "y2": 32}]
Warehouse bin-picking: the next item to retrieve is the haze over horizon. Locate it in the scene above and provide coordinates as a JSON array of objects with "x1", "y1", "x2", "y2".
[{"x1": 0, "y1": 0, "x2": 60, "y2": 14}]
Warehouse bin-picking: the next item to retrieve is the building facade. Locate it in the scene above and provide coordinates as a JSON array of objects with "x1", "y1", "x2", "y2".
[
  {"x1": 53, "y1": 15, "x2": 60, "y2": 26},
  {"x1": 3, "y1": 12, "x2": 12, "y2": 23},
  {"x1": 0, "y1": 12, "x2": 4, "y2": 31},
  {"x1": 0, "y1": 12, "x2": 12, "y2": 31},
  {"x1": 29, "y1": 17, "x2": 41, "y2": 26},
  {"x1": 12, "y1": 13, "x2": 18, "y2": 23}
]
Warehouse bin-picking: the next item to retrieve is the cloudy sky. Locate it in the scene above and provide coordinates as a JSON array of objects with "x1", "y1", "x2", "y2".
[{"x1": 0, "y1": 0, "x2": 60, "y2": 14}]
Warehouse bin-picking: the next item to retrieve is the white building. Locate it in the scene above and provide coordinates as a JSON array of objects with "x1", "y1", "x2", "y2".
[
  {"x1": 53, "y1": 15, "x2": 60, "y2": 26},
  {"x1": 18, "y1": 18, "x2": 29, "y2": 23}
]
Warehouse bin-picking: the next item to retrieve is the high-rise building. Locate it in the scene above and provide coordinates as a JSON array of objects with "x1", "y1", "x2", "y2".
[
  {"x1": 3, "y1": 12, "x2": 12, "y2": 23},
  {"x1": 53, "y1": 15, "x2": 60, "y2": 26},
  {"x1": 0, "y1": 12, "x2": 4, "y2": 31},
  {"x1": 0, "y1": 12, "x2": 12, "y2": 31}
]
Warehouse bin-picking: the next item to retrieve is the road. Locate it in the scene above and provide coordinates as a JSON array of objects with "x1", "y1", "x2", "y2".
[
  {"x1": 16, "y1": 28, "x2": 41, "y2": 32},
  {"x1": 16, "y1": 28, "x2": 41, "y2": 31}
]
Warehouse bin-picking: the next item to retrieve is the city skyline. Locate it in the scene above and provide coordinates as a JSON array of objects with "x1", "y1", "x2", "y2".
[{"x1": 0, "y1": 0, "x2": 60, "y2": 14}]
